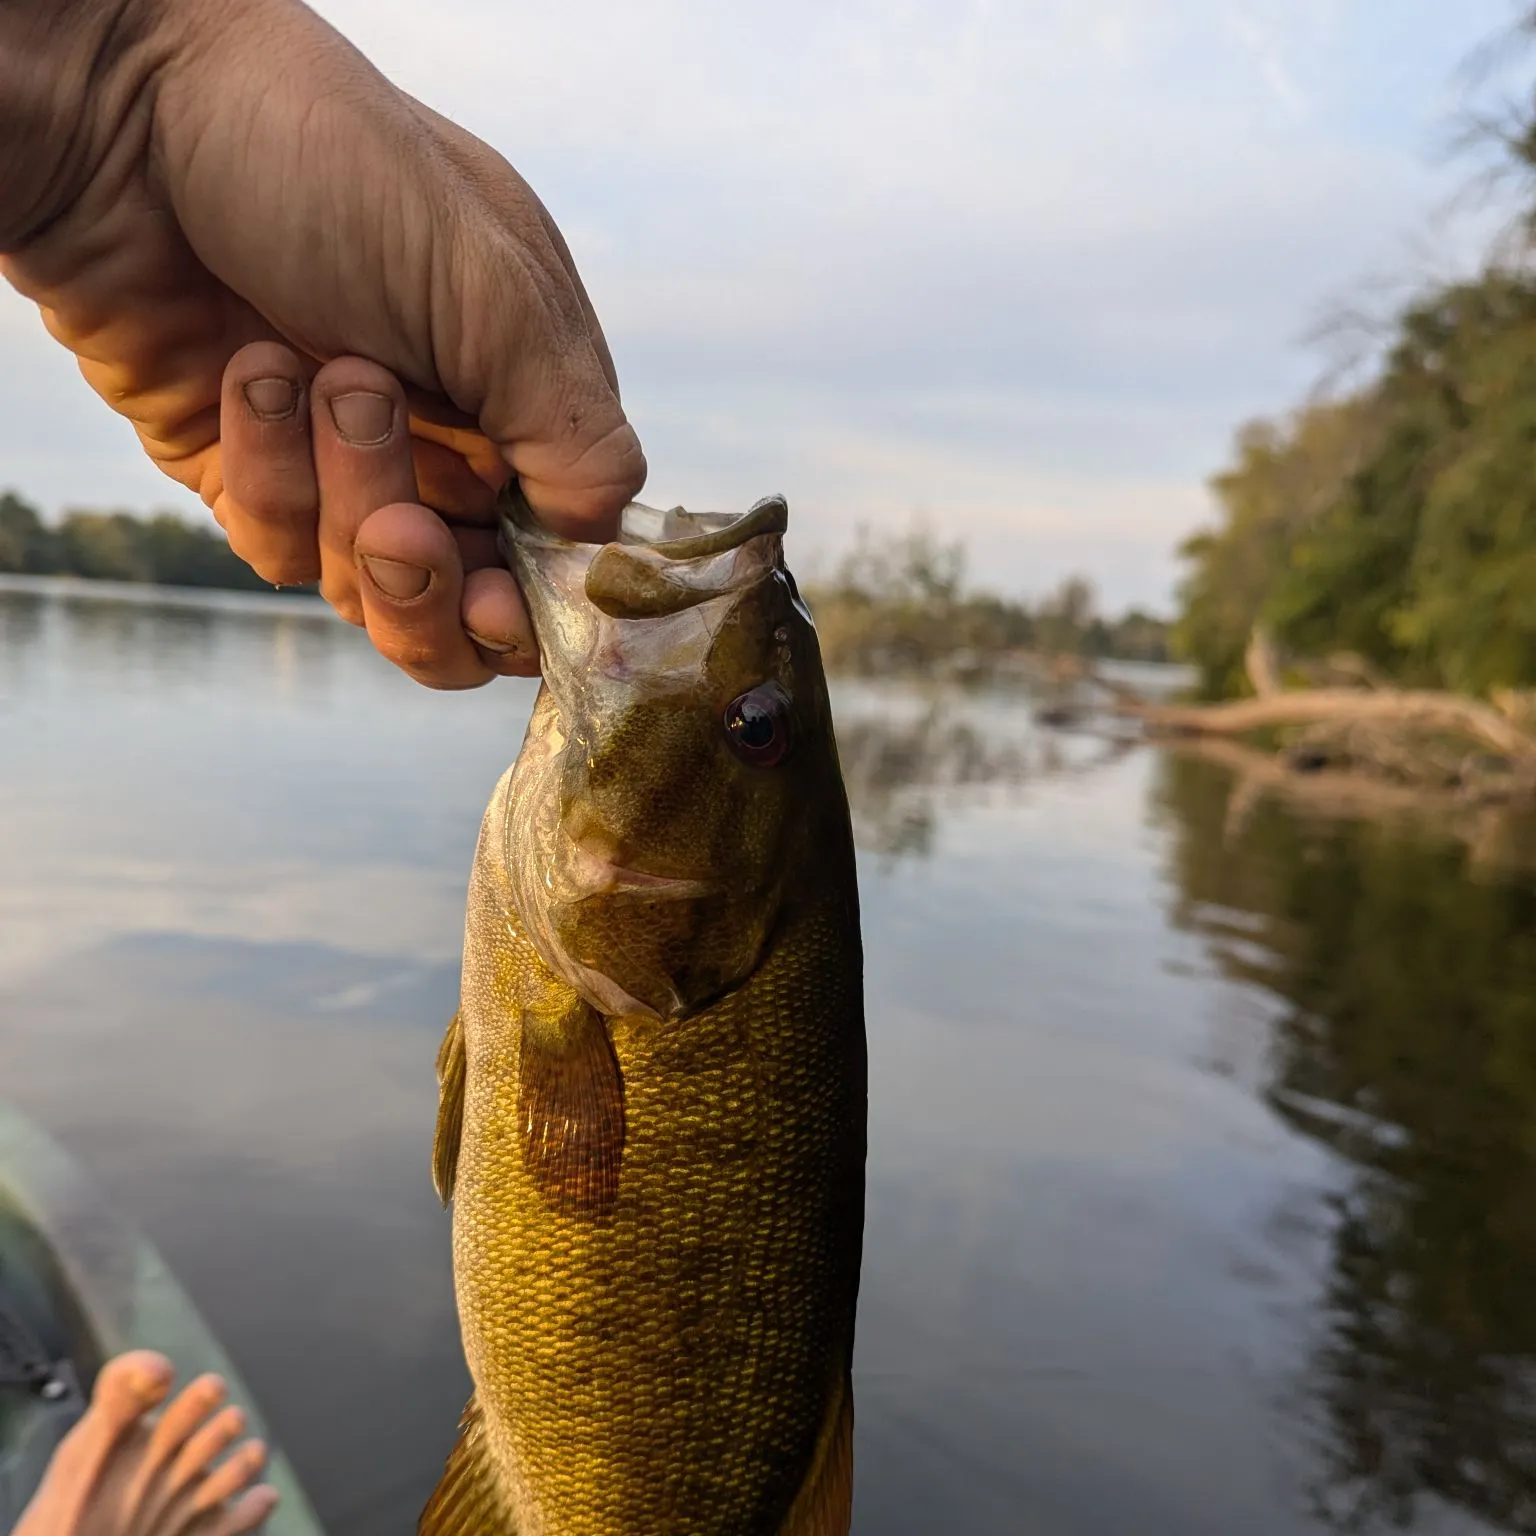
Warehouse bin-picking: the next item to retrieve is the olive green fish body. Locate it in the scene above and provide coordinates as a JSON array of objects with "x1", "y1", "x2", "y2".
[{"x1": 424, "y1": 493, "x2": 866, "y2": 1536}]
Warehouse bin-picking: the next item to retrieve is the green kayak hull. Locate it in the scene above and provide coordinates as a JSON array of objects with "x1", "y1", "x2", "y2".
[{"x1": 0, "y1": 1103, "x2": 323, "y2": 1535}]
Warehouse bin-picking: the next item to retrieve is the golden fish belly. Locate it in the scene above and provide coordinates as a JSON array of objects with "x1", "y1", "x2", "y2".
[{"x1": 452, "y1": 812, "x2": 866, "y2": 1534}]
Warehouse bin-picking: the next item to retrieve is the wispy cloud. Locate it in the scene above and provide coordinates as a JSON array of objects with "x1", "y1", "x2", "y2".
[{"x1": 0, "y1": 0, "x2": 1517, "y2": 608}]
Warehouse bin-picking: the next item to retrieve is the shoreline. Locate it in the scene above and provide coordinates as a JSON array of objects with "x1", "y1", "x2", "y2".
[{"x1": 0, "y1": 571, "x2": 338, "y2": 621}]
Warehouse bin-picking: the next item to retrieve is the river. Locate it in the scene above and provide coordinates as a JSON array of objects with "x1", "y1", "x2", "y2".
[{"x1": 1, "y1": 576, "x2": 1534, "y2": 1536}]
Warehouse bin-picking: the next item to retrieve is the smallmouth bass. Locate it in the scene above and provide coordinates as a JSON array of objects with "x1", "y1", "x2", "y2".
[{"x1": 422, "y1": 490, "x2": 867, "y2": 1536}]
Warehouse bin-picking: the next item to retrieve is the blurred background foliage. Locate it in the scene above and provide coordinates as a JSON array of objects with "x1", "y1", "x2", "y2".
[{"x1": 1174, "y1": 10, "x2": 1536, "y2": 701}]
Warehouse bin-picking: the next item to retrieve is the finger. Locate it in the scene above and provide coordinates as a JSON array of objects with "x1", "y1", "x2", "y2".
[
  {"x1": 311, "y1": 358, "x2": 420, "y2": 623},
  {"x1": 406, "y1": 110, "x2": 647, "y2": 536},
  {"x1": 411, "y1": 435, "x2": 501, "y2": 521},
  {"x1": 452, "y1": 525, "x2": 505, "y2": 573},
  {"x1": 533, "y1": 205, "x2": 622, "y2": 398},
  {"x1": 354, "y1": 503, "x2": 496, "y2": 690},
  {"x1": 475, "y1": 291, "x2": 646, "y2": 542},
  {"x1": 462, "y1": 566, "x2": 538, "y2": 677},
  {"x1": 215, "y1": 343, "x2": 320, "y2": 585}
]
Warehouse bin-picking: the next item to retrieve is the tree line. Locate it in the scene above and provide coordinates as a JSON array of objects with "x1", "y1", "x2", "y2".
[
  {"x1": 804, "y1": 523, "x2": 1170, "y2": 673},
  {"x1": 1175, "y1": 13, "x2": 1536, "y2": 701},
  {"x1": 0, "y1": 491, "x2": 278, "y2": 592},
  {"x1": 2, "y1": 488, "x2": 1171, "y2": 670}
]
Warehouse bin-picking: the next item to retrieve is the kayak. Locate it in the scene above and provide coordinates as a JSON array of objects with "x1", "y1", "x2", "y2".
[{"x1": 0, "y1": 1103, "x2": 324, "y2": 1535}]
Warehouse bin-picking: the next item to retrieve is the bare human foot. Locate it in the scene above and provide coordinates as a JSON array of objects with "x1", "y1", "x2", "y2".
[{"x1": 13, "y1": 1351, "x2": 278, "y2": 1536}]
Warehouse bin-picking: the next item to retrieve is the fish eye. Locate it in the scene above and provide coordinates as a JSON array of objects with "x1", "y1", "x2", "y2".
[{"x1": 723, "y1": 682, "x2": 794, "y2": 767}]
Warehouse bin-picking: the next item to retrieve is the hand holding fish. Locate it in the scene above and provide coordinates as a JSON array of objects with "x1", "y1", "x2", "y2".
[{"x1": 0, "y1": 0, "x2": 646, "y2": 686}]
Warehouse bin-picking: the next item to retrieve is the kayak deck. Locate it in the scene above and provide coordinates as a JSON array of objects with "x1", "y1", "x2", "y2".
[{"x1": 0, "y1": 1103, "x2": 324, "y2": 1535}]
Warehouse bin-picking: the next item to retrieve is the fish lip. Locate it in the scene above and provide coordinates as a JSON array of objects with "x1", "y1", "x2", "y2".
[
  {"x1": 563, "y1": 838, "x2": 713, "y2": 900},
  {"x1": 602, "y1": 867, "x2": 713, "y2": 899}
]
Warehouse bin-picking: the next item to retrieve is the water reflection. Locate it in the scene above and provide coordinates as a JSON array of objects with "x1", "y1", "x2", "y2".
[
  {"x1": 6, "y1": 580, "x2": 1536, "y2": 1534},
  {"x1": 831, "y1": 681, "x2": 1134, "y2": 860},
  {"x1": 1157, "y1": 752, "x2": 1536, "y2": 1533}
]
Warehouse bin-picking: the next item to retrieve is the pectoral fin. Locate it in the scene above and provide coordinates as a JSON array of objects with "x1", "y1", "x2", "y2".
[
  {"x1": 519, "y1": 996, "x2": 625, "y2": 1218},
  {"x1": 432, "y1": 1011, "x2": 466, "y2": 1206}
]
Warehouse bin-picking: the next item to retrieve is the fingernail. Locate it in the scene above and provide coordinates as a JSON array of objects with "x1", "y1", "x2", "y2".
[
  {"x1": 358, "y1": 555, "x2": 430, "y2": 600},
  {"x1": 330, "y1": 391, "x2": 395, "y2": 445},
  {"x1": 466, "y1": 629, "x2": 521, "y2": 655},
  {"x1": 242, "y1": 377, "x2": 299, "y2": 422}
]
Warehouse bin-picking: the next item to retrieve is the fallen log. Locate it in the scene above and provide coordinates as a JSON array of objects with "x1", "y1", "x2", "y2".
[{"x1": 1123, "y1": 687, "x2": 1536, "y2": 763}]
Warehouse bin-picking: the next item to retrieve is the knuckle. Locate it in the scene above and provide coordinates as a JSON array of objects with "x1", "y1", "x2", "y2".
[{"x1": 384, "y1": 638, "x2": 492, "y2": 691}]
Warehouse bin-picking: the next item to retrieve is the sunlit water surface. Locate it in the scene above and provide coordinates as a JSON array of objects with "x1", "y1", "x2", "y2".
[{"x1": 3, "y1": 577, "x2": 1535, "y2": 1536}]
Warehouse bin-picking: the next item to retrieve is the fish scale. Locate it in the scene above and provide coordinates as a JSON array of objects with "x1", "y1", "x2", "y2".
[
  {"x1": 450, "y1": 837, "x2": 862, "y2": 1533},
  {"x1": 424, "y1": 492, "x2": 865, "y2": 1536}
]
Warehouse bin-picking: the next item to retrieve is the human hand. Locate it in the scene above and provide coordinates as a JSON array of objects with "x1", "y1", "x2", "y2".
[{"x1": 0, "y1": 0, "x2": 646, "y2": 686}]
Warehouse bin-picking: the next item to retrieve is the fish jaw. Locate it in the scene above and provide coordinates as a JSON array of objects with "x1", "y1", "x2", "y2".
[{"x1": 495, "y1": 490, "x2": 821, "y2": 1023}]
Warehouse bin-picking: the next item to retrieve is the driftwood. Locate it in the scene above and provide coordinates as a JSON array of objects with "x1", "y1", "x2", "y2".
[
  {"x1": 1243, "y1": 627, "x2": 1280, "y2": 699},
  {"x1": 1091, "y1": 627, "x2": 1536, "y2": 813},
  {"x1": 1124, "y1": 687, "x2": 1536, "y2": 763}
]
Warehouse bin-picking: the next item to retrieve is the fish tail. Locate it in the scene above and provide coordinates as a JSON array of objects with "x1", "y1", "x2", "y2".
[
  {"x1": 778, "y1": 1372, "x2": 855, "y2": 1536},
  {"x1": 418, "y1": 1394, "x2": 518, "y2": 1536}
]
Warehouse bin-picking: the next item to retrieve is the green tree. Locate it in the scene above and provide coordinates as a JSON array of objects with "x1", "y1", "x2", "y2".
[
  {"x1": 1173, "y1": 398, "x2": 1385, "y2": 698},
  {"x1": 0, "y1": 491, "x2": 58, "y2": 574},
  {"x1": 1268, "y1": 275, "x2": 1536, "y2": 693},
  {"x1": 54, "y1": 511, "x2": 154, "y2": 582}
]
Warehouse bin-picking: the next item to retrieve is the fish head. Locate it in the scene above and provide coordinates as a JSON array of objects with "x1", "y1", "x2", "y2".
[{"x1": 499, "y1": 491, "x2": 838, "y2": 1022}]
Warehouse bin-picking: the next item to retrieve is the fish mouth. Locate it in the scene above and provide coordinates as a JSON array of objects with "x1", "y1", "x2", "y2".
[{"x1": 563, "y1": 838, "x2": 713, "y2": 901}]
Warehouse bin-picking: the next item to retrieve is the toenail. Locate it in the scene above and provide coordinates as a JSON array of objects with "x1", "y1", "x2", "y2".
[
  {"x1": 358, "y1": 555, "x2": 431, "y2": 601},
  {"x1": 247, "y1": 1486, "x2": 281, "y2": 1519},
  {"x1": 242, "y1": 377, "x2": 300, "y2": 421},
  {"x1": 466, "y1": 628, "x2": 521, "y2": 654},
  {"x1": 329, "y1": 391, "x2": 395, "y2": 445},
  {"x1": 129, "y1": 1360, "x2": 174, "y2": 1397}
]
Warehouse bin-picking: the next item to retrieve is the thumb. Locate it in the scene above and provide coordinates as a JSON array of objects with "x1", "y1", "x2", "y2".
[
  {"x1": 154, "y1": 0, "x2": 647, "y2": 541},
  {"x1": 409, "y1": 108, "x2": 647, "y2": 541}
]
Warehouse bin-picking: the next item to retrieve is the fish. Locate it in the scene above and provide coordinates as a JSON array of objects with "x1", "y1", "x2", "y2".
[{"x1": 421, "y1": 488, "x2": 867, "y2": 1536}]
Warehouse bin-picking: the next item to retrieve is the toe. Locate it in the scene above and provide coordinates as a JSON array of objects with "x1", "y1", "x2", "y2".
[
  {"x1": 173, "y1": 1407, "x2": 247, "y2": 1486},
  {"x1": 120, "y1": 1375, "x2": 228, "y2": 1521},
  {"x1": 11, "y1": 1354, "x2": 174, "y2": 1536},
  {"x1": 136, "y1": 1407, "x2": 248, "y2": 1534},
  {"x1": 189, "y1": 1439, "x2": 268, "y2": 1516},
  {"x1": 95, "y1": 1353, "x2": 177, "y2": 1419},
  {"x1": 205, "y1": 1485, "x2": 279, "y2": 1536}
]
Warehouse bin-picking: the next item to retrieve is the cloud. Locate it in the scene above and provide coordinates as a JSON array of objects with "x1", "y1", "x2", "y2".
[{"x1": 0, "y1": 0, "x2": 1519, "y2": 608}]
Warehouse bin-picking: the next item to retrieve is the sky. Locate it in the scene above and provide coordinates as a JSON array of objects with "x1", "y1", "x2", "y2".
[{"x1": 0, "y1": 0, "x2": 1528, "y2": 612}]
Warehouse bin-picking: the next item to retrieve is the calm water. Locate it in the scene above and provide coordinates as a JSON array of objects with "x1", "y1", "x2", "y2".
[{"x1": 2, "y1": 578, "x2": 1535, "y2": 1536}]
